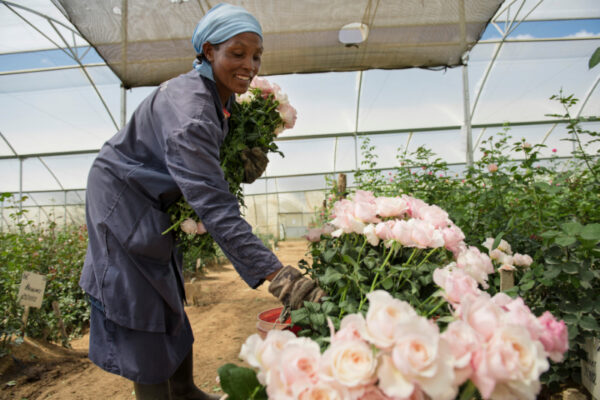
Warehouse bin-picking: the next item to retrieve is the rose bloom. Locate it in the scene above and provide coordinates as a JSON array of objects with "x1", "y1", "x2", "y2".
[
  {"x1": 196, "y1": 221, "x2": 207, "y2": 234},
  {"x1": 297, "y1": 380, "x2": 348, "y2": 400},
  {"x1": 277, "y1": 102, "x2": 297, "y2": 130},
  {"x1": 522, "y1": 142, "x2": 532, "y2": 149},
  {"x1": 433, "y1": 263, "x2": 481, "y2": 306},
  {"x1": 378, "y1": 316, "x2": 457, "y2": 400},
  {"x1": 360, "y1": 290, "x2": 417, "y2": 349},
  {"x1": 441, "y1": 320, "x2": 482, "y2": 386},
  {"x1": 239, "y1": 330, "x2": 296, "y2": 384},
  {"x1": 487, "y1": 163, "x2": 498, "y2": 173},
  {"x1": 471, "y1": 324, "x2": 549, "y2": 400},
  {"x1": 455, "y1": 246, "x2": 494, "y2": 289},
  {"x1": 483, "y1": 238, "x2": 512, "y2": 254},
  {"x1": 320, "y1": 338, "x2": 377, "y2": 388},
  {"x1": 353, "y1": 191, "x2": 380, "y2": 224},
  {"x1": 334, "y1": 314, "x2": 366, "y2": 342},
  {"x1": 305, "y1": 227, "x2": 324, "y2": 243},
  {"x1": 416, "y1": 204, "x2": 450, "y2": 229},
  {"x1": 267, "y1": 337, "x2": 322, "y2": 398},
  {"x1": 375, "y1": 196, "x2": 408, "y2": 218},
  {"x1": 181, "y1": 218, "x2": 199, "y2": 234},
  {"x1": 458, "y1": 292, "x2": 503, "y2": 342},
  {"x1": 513, "y1": 253, "x2": 533, "y2": 267},
  {"x1": 363, "y1": 224, "x2": 380, "y2": 246},
  {"x1": 440, "y1": 224, "x2": 466, "y2": 256},
  {"x1": 250, "y1": 76, "x2": 274, "y2": 96},
  {"x1": 403, "y1": 195, "x2": 428, "y2": 219},
  {"x1": 497, "y1": 295, "x2": 543, "y2": 342},
  {"x1": 331, "y1": 199, "x2": 365, "y2": 235},
  {"x1": 537, "y1": 311, "x2": 569, "y2": 362},
  {"x1": 375, "y1": 221, "x2": 395, "y2": 242}
]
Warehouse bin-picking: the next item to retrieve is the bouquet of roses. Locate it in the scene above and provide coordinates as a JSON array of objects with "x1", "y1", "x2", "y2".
[
  {"x1": 163, "y1": 77, "x2": 297, "y2": 253},
  {"x1": 217, "y1": 191, "x2": 568, "y2": 399}
]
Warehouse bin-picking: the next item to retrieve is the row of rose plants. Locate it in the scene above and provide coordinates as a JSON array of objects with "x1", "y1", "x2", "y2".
[
  {"x1": 218, "y1": 189, "x2": 569, "y2": 399},
  {"x1": 304, "y1": 93, "x2": 599, "y2": 391},
  {"x1": 0, "y1": 195, "x2": 90, "y2": 355}
]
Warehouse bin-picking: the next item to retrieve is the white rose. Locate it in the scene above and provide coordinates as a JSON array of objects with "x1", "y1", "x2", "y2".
[
  {"x1": 181, "y1": 218, "x2": 198, "y2": 234},
  {"x1": 361, "y1": 290, "x2": 417, "y2": 349},
  {"x1": 320, "y1": 339, "x2": 377, "y2": 387}
]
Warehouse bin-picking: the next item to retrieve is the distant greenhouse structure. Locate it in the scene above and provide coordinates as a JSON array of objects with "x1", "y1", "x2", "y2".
[{"x1": 1, "y1": 0, "x2": 599, "y2": 238}]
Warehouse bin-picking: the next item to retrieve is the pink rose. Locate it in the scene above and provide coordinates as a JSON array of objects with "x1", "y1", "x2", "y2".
[
  {"x1": 455, "y1": 246, "x2": 494, "y2": 288},
  {"x1": 331, "y1": 199, "x2": 365, "y2": 234},
  {"x1": 537, "y1": 311, "x2": 569, "y2": 362},
  {"x1": 297, "y1": 380, "x2": 348, "y2": 400},
  {"x1": 441, "y1": 320, "x2": 481, "y2": 386},
  {"x1": 433, "y1": 264, "x2": 481, "y2": 306},
  {"x1": 334, "y1": 314, "x2": 366, "y2": 342},
  {"x1": 361, "y1": 290, "x2": 417, "y2": 349},
  {"x1": 487, "y1": 163, "x2": 498, "y2": 173},
  {"x1": 374, "y1": 196, "x2": 408, "y2": 218},
  {"x1": 196, "y1": 221, "x2": 207, "y2": 234},
  {"x1": 353, "y1": 191, "x2": 380, "y2": 224},
  {"x1": 379, "y1": 316, "x2": 457, "y2": 400},
  {"x1": 471, "y1": 325, "x2": 549, "y2": 399},
  {"x1": 250, "y1": 76, "x2": 274, "y2": 97},
  {"x1": 269, "y1": 337, "x2": 322, "y2": 398},
  {"x1": 239, "y1": 330, "x2": 297, "y2": 385},
  {"x1": 277, "y1": 102, "x2": 297, "y2": 130},
  {"x1": 441, "y1": 225, "x2": 466, "y2": 256},
  {"x1": 459, "y1": 293, "x2": 503, "y2": 342},
  {"x1": 417, "y1": 204, "x2": 450, "y2": 229},
  {"x1": 403, "y1": 195, "x2": 428, "y2": 219},
  {"x1": 320, "y1": 338, "x2": 377, "y2": 387},
  {"x1": 410, "y1": 220, "x2": 444, "y2": 249},
  {"x1": 375, "y1": 221, "x2": 395, "y2": 242},
  {"x1": 513, "y1": 253, "x2": 533, "y2": 267},
  {"x1": 498, "y1": 296, "x2": 543, "y2": 341},
  {"x1": 363, "y1": 224, "x2": 380, "y2": 246},
  {"x1": 305, "y1": 228, "x2": 323, "y2": 243}
]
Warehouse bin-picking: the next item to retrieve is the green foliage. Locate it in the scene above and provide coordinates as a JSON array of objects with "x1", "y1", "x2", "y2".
[
  {"x1": 590, "y1": 46, "x2": 600, "y2": 69},
  {"x1": 0, "y1": 198, "x2": 89, "y2": 355}
]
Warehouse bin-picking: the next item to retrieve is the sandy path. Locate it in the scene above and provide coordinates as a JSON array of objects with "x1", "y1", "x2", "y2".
[{"x1": 1, "y1": 240, "x2": 310, "y2": 400}]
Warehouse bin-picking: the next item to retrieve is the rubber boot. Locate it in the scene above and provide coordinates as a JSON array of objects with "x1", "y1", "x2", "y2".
[
  {"x1": 169, "y1": 350, "x2": 220, "y2": 400},
  {"x1": 133, "y1": 381, "x2": 171, "y2": 400}
]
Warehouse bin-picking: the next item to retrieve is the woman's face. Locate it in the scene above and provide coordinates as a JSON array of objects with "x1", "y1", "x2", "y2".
[{"x1": 203, "y1": 32, "x2": 263, "y2": 104}]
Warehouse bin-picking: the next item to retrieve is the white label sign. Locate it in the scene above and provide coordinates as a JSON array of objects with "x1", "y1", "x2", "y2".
[
  {"x1": 582, "y1": 337, "x2": 600, "y2": 400},
  {"x1": 17, "y1": 271, "x2": 47, "y2": 308}
]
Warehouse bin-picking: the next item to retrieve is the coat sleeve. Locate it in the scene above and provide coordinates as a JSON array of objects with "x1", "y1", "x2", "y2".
[{"x1": 165, "y1": 117, "x2": 282, "y2": 288}]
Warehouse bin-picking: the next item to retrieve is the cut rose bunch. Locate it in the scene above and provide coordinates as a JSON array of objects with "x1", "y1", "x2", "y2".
[
  {"x1": 163, "y1": 77, "x2": 296, "y2": 253},
  {"x1": 231, "y1": 288, "x2": 567, "y2": 400}
]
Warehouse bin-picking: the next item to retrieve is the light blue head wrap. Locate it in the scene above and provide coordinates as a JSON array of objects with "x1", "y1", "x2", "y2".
[{"x1": 192, "y1": 3, "x2": 263, "y2": 81}]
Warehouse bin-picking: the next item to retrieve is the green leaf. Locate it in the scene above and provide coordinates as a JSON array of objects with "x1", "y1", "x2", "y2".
[
  {"x1": 342, "y1": 254, "x2": 359, "y2": 270},
  {"x1": 589, "y1": 46, "x2": 600, "y2": 69},
  {"x1": 492, "y1": 232, "x2": 505, "y2": 251},
  {"x1": 579, "y1": 315, "x2": 600, "y2": 331},
  {"x1": 540, "y1": 230, "x2": 560, "y2": 239},
  {"x1": 555, "y1": 235, "x2": 576, "y2": 247},
  {"x1": 323, "y1": 249, "x2": 337, "y2": 263},
  {"x1": 581, "y1": 224, "x2": 600, "y2": 241},
  {"x1": 217, "y1": 364, "x2": 265, "y2": 400},
  {"x1": 561, "y1": 222, "x2": 583, "y2": 236},
  {"x1": 561, "y1": 262, "x2": 579, "y2": 275},
  {"x1": 319, "y1": 268, "x2": 344, "y2": 285},
  {"x1": 543, "y1": 266, "x2": 561, "y2": 280},
  {"x1": 381, "y1": 277, "x2": 394, "y2": 290}
]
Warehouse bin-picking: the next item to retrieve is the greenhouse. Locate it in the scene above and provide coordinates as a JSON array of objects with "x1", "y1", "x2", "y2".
[{"x1": 1, "y1": 0, "x2": 599, "y2": 399}]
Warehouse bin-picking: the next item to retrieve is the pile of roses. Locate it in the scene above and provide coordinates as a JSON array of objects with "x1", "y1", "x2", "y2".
[{"x1": 238, "y1": 287, "x2": 567, "y2": 399}]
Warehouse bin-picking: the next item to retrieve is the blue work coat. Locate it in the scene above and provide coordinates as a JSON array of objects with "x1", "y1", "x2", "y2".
[{"x1": 81, "y1": 70, "x2": 282, "y2": 335}]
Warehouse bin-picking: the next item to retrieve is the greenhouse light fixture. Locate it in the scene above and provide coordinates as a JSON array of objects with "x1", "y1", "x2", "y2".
[{"x1": 338, "y1": 22, "x2": 369, "y2": 46}]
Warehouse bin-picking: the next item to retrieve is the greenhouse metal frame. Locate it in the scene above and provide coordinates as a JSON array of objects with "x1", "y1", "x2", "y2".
[{"x1": 1, "y1": 0, "x2": 599, "y2": 238}]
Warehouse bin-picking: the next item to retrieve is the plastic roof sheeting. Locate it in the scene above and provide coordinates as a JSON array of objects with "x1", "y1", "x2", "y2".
[{"x1": 51, "y1": 0, "x2": 503, "y2": 87}]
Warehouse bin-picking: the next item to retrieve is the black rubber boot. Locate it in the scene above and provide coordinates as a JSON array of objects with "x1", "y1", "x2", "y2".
[
  {"x1": 133, "y1": 381, "x2": 171, "y2": 400},
  {"x1": 169, "y1": 351, "x2": 220, "y2": 400}
]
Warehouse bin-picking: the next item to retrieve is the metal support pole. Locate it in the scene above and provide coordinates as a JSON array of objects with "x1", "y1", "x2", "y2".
[
  {"x1": 354, "y1": 71, "x2": 364, "y2": 171},
  {"x1": 64, "y1": 191, "x2": 68, "y2": 229},
  {"x1": 19, "y1": 158, "x2": 23, "y2": 214},
  {"x1": 121, "y1": 85, "x2": 127, "y2": 128},
  {"x1": 462, "y1": 61, "x2": 474, "y2": 166}
]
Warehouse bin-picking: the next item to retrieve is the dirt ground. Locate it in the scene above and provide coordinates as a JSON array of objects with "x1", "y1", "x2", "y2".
[{"x1": 0, "y1": 240, "x2": 312, "y2": 400}]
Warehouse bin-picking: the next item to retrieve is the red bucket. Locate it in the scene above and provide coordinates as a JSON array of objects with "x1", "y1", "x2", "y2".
[{"x1": 256, "y1": 307, "x2": 300, "y2": 339}]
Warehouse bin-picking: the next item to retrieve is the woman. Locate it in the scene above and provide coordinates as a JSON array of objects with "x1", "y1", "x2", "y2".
[{"x1": 82, "y1": 4, "x2": 322, "y2": 399}]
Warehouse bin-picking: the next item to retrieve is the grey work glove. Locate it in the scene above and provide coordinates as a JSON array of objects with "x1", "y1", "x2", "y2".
[
  {"x1": 268, "y1": 265, "x2": 325, "y2": 310},
  {"x1": 241, "y1": 147, "x2": 269, "y2": 184}
]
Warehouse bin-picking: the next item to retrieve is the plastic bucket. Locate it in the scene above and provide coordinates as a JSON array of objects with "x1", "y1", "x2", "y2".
[{"x1": 256, "y1": 307, "x2": 291, "y2": 339}]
